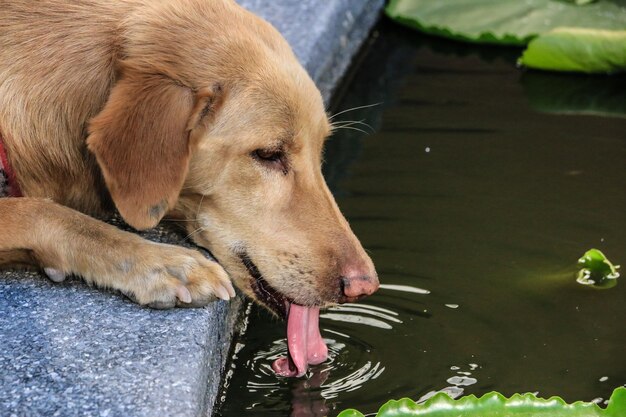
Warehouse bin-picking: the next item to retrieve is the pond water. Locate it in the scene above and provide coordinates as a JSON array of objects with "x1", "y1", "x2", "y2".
[{"x1": 216, "y1": 21, "x2": 626, "y2": 416}]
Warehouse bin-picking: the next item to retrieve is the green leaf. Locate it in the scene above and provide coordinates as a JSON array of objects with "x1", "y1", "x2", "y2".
[
  {"x1": 338, "y1": 387, "x2": 626, "y2": 417},
  {"x1": 385, "y1": 0, "x2": 626, "y2": 46},
  {"x1": 337, "y1": 410, "x2": 364, "y2": 417},
  {"x1": 385, "y1": 0, "x2": 626, "y2": 73},
  {"x1": 565, "y1": 0, "x2": 597, "y2": 4},
  {"x1": 576, "y1": 248, "x2": 620, "y2": 288},
  {"x1": 519, "y1": 28, "x2": 626, "y2": 73}
]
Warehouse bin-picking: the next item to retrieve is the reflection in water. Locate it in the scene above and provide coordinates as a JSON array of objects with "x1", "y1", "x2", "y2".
[
  {"x1": 289, "y1": 369, "x2": 330, "y2": 417},
  {"x1": 521, "y1": 71, "x2": 626, "y2": 118}
]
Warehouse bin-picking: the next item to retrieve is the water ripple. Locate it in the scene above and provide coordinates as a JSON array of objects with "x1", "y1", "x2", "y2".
[
  {"x1": 379, "y1": 283, "x2": 431, "y2": 295},
  {"x1": 321, "y1": 303, "x2": 402, "y2": 329},
  {"x1": 418, "y1": 363, "x2": 481, "y2": 403},
  {"x1": 220, "y1": 282, "x2": 434, "y2": 416},
  {"x1": 229, "y1": 301, "x2": 403, "y2": 415}
]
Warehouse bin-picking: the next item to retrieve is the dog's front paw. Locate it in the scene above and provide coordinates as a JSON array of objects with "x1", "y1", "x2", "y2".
[
  {"x1": 122, "y1": 243, "x2": 236, "y2": 309},
  {"x1": 32, "y1": 209, "x2": 236, "y2": 309}
]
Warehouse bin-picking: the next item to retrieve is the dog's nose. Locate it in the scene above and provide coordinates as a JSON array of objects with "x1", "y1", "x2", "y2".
[{"x1": 339, "y1": 265, "x2": 379, "y2": 302}]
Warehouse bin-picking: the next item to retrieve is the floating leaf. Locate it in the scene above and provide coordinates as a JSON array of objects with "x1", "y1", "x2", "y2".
[
  {"x1": 338, "y1": 387, "x2": 626, "y2": 417},
  {"x1": 385, "y1": 0, "x2": 626, "y2": 73},
  {"x1": 519, "y1": 28, "x2": 626, "y2": 73},
  {"x1": 566, "y1": 0, "x2": 597, "y2": 4},
  {"x1": 385, "y1": 0, "x2": 626, "y2": 46},
  {"x1": 576, "y1": 248, "x2": 620, "y2": 288}
]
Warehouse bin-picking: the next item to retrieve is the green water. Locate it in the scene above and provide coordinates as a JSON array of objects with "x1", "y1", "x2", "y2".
[{"x1": 216, "y1": 23, "x2": 626, "y2": 416}]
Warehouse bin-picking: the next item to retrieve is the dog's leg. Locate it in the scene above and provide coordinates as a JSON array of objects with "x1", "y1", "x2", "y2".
[{"x1": 0, "y1": 198, "x2": 235, "y2": 308}]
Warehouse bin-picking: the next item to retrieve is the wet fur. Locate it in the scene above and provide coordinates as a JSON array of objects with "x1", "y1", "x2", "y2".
[{"x1": 0, "y1": 0, "x2": 376, "y2": 310}]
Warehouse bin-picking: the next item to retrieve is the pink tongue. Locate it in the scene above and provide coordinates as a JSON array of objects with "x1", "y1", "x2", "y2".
[{"x1": 271, "y1": 305, "x2": 328, "y2": 377}]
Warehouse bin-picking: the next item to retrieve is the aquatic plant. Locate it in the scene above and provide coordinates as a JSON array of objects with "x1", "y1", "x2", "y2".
[
  {"x1": 386, "y1": 0, "x2": 626, "y2": 73},
  {"x1": 520, "y1": 29, "x2": 626, "y2": 73},
  {"x1": 338, "y1": 387, "x2": 626, "y2": 417},
  {"x1": 576, "y1": 248, "x2": 620, "y2": 288}
]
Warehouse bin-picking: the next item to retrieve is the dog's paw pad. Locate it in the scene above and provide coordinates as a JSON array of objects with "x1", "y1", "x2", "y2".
[{"x1": 44, "y1": 267, "x2": 66, "y2": 283}]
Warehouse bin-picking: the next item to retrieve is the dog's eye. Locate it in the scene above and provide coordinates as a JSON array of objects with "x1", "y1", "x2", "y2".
[
  {"x1": 251, "y1": 148, "x2": 288, "y2": 173},
  {"x1": 254, "y1": 148, "x2": 282, "y2": 162}
]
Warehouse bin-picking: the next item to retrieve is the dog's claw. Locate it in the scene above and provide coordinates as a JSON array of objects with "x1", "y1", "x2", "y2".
[
  {"x1": 44, "y1": 267, "x2": 66, "y2": 283},
  {"x1": 225, "y1": 281, "x2": 236, "y2": 298},
  {"x1": 176, "y1": 286, "x2": 192, "y2": 304},
  {"x1": 215, "y1": 285, "x2": 230, "y2": 301}
]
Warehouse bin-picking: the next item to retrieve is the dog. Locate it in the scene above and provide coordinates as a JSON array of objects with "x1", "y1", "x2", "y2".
[{"x1": 0, "y1": 0, "x2": 378, "y2": 376}]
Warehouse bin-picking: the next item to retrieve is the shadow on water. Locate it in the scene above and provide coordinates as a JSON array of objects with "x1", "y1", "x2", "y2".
[{"x1": 216, "y1": 20, "x2": 626, "y2": 417}]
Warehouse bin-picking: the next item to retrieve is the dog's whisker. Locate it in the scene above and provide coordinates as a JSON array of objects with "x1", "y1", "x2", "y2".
[
  {"x1": 164, "y1": 218, "x2": 201, "y2": 223},
  {"x1": 328, "y1": 102, "x2": 381, "y2": 121},
  {"x1": 184, "y1": 226, "x2": 206, "y2": 241},
  {"x1": 331, "y1": 119, "x2": 374, "y2": 133},
  {"x1": 331, "y1": 119, "x2": 369, "y2": 126},
  {"x1": 196, "y1": 194, "x2": 205, "y2": 222},
  {"x1": 331, "y1": 125, "x2": 370, "y2": 135},
  {"x1": 182, "y1": 199, "x2": 207, "y2": 240}
]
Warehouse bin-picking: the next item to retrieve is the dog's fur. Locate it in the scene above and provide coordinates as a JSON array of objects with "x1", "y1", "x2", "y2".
[{"x1": 0, "y1": 0, "x2": 377, "y2": 311}]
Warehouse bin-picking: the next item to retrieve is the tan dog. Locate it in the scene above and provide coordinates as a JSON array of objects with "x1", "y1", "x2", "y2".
[{"x1": 0, "y1": 0, "x2": 378, "y2": 376}]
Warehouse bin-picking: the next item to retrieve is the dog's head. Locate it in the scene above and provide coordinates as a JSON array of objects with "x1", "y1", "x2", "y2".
[{"x1": 87, "y1": 0, "x2": 378, "y2": 316}]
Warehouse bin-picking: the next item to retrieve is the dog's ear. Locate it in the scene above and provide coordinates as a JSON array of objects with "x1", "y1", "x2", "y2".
[{"x1": 88, "y1": 75, "x2": 222, "y2": 230}]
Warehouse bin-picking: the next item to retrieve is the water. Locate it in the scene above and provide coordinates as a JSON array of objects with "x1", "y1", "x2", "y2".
[{"x1": 216, "y1": 22, "x2": 626, "y2": 416}]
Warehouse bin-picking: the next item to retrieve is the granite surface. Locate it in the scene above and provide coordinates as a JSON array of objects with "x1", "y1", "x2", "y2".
[
  {"x1": 0, "y1": 1, "x2": 383, "y2": 416},
  {"x1": 241, "y1": 0, "x2": 384, "y2": 103}
]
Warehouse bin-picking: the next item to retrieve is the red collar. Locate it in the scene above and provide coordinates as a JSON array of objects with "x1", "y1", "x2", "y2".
[{"x1": 0, "y1": 132, "x2": 22, "y2": 197}]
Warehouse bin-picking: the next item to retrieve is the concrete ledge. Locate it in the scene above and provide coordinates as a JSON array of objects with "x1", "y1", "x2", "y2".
[
  {"x1": 0, "y1": 1, "x2": 383, "y2": 416},
  {"x1": 241, "y1": 0, "x2": 384, "y2": 103},
  {"x1": 0, "y1": 220, "x2": 242, "y2": 417}
]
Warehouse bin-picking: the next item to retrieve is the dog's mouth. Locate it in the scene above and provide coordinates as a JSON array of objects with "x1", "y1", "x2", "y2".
[{"x1": 238, "y1": 251, "x2": 328, "y2": 377}]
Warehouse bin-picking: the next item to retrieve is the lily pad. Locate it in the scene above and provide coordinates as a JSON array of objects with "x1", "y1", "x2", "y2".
[
  {"x1": 519, "y1": 28, "x2": 626, "y2": 73},
  {"x1": 566, "y1": 0, "x2": 597, "y2": 4},
  {"x1": 385, "y1": 0, "x2": 626, "y2": 72},
  {"x1": 576, "y1": 248, "x2": 620, "y2": 288},
  {"x1": 338, "y1": 387, "x2": 626, "y2": 417},
  {"x1": 385, "y1": 0, "x2": 626, "y2": 46},
  {"x1": 386, "y1": 0, "x2": 626, "y2": 45}
]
